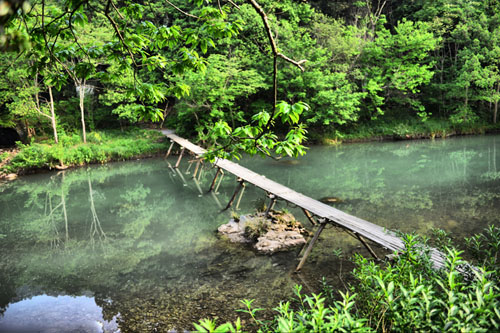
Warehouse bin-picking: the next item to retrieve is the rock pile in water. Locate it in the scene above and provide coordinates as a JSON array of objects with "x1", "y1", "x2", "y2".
[{"x1": 218, "y1": 211, "x2": 309, "y2": 254}]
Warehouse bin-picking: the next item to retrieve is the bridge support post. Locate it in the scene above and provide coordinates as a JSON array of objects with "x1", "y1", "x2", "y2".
[
  {"x1": 165, "y1": 141, "x2": 174, "y2": 158},
  {"x1": 296, "y1": 219, "x2": 326, "y2": 272},
  {"x1": 224, "y1": 178, "x2": 244, "y2": 210},
  {"x1": 214, "y1": 170, "x2": 225, "y2": 193},
  {"x1": 185, "y1": 159, "x2": 195, "y2": 174},
  {"x1": 197, "y1": 162, "x2": 205, "y2": 181},
  {"x1": 354, "y1": 232, "x2": 380, "y2": 261},
  {"x1": 302, "y1": 208, "x2": 317, "y2": 226},
  {"x1": 174, "y1": 147, "x2": 185, "y2": 168},
  {"x1": 235, "y1": 182, "x2": 246, "y2": 210},
  {"x1": 265, "y1": 194, "x2": 277, "y2": 217},
  {"x1": 208, "y1": 167, "x2": 221, "y2": 192},
  {"x1": 192, "y1": 159, "x2": 201, "y2": 178}
]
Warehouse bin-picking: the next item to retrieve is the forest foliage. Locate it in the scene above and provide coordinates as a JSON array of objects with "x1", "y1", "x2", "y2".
[{"x1": 1, "y1": 0, "x2": 500, "y2": 158}]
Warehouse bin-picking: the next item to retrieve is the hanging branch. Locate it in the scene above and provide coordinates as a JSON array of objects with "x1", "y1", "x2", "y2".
[
  {"x1": 165, "y1": 0, "x2": 200, "y2": 19},
  {"x1": 246, "y1": 0, "x2": 307, "y2": 140},
  {"x1": 104, "y1": 0, "x2": 137, "y2": 67},
  {"x1": 246, "y1": 0, "x2": 306, "y2": 72},
  {"x1": 225, "y1": 0, "x2": 241, "y2": 10}
]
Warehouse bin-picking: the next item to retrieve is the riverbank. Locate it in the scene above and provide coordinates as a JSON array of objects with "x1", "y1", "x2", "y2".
[
  {"x1": 2, "y1": 121, "x2": 500, "y2": 180},
  {"x1": 310, "y1": 119, "x2": 500, "y2": 145},
  {"x1": 0, "y1": 128, "x2": 169, "y2": 179}
]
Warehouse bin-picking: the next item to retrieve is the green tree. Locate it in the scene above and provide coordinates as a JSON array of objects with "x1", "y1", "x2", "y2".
[{"x1": 361, "y1": 18, "x2": 440, "y2": 120}]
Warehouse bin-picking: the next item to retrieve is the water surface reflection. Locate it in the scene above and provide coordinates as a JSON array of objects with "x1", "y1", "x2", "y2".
[
  {"x1": 0, "y1": 135, "x2": 499, "y2": 331},
  {"x1": 0, "y1": 295, "x2": 118, "y2": 333}
]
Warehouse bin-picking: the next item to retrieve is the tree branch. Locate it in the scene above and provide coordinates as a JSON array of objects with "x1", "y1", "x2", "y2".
[
  {"x1": 41, "y1": 0, "x2": 76, "y2": 81},
  {"x1": 246, "y1": 0, "x2": 306, "y2": 71},
  {"x1": 165, "y1": 0, "x2": 200, "y2": 19},
  {"x1": 104, "y1": 0, "x2": 137, "y2": 67},
  {"x1": 225, "y1": 0, "x2": 241, "y2": 10},
  {"x1": 245, "y1": 0, "x2": 307, "y2": 144}
]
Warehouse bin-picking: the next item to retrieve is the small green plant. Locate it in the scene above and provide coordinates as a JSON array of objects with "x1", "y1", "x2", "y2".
[
  {"x1": 230, "y1": 211, "x2": 240, "y2": 221},
  {"x1": 243, "y1": 217, "x2": 270, "y2": 241},
  {"x1": 237, "y1": 299, "x2": 265, "y2": 326},
  {"x1": 351, "y1": 234, "x2": 500, "y2": 332},
  {"x1": 193, "y1": 318, "x2": 242, "y2": 333},
  {"x1": 431, "y1": 227, "x2": 454, "y2": 251},
  {"x1": 195, "y1": 229, "x2": 500, "y2": 332},
  {"x1": 465, "y1": 225, "x2": 500, "y2": 277},
  {"x1": 0, "y1": 152, "x2": 9, "y2": 163},
  {"x1": 332, "y1": 247, "x2": 344, "y2": 259}
]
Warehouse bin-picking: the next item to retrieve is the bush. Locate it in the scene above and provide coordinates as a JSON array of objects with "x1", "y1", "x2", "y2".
[
  {"x1": 0, "y1": 152, "x2": 9, "y2": 163},
  {"x1": 195, "y1": 230, "x2": 500, "y2": 332},
  {"x1": 351, "y1": 233, "x2": 500, "y2": 332},
  {"x1": 4, "y1": 128, "x2": 168, "y2": 173}
]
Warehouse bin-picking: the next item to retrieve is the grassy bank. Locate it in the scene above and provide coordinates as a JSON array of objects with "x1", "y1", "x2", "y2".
[
  {"x1": 310, "y1": 118, "x2": 500, "y2": 144},
  {"x1": 196, "y1": 227, "x2": 500, "y2": 332},
  {"x1": 3, "y1": 120, "x2": 500, "y2": 177},
  {"x1": 0, "y1": 128, "x2": 169, "y2": 176}
]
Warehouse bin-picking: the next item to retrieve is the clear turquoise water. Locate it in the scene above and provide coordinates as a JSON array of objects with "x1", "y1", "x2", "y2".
[{"x1": 0, "y1": 135, "x2": 499, "y2": 331}]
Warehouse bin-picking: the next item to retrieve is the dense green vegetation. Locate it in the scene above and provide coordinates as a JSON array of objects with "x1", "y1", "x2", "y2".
[
  {"x1": 196, "y1": 227, "x2": 500, "y2": 332},
  {"x1": 1, "y1": 0, "x2": 500, "y2": 166},
  {"x1": 1, "y1": 128, "x2": 168, "y2": 174},
  {"x1": 1, "y1": 0, "x2": 500, "y2": 330}
]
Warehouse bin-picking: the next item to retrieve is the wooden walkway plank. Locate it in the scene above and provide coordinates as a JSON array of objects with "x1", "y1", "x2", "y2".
[{"x1": 160, "y1": 130, "x2": 448, "y2": 269}]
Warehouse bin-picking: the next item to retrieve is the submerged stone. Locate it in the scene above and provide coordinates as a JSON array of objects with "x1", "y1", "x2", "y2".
[{"x1": 218, "y1": 211, "x2": 308, "y2": 254}]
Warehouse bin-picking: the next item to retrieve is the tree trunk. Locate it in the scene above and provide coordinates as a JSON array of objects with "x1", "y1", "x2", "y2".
[
  {"x1": 48, "y1": 86, "x2": 58, "y2": 144},
  {"x1": 79, "y1": 80, "x2": 87, "y2": 143},
  {"x1": 24, "y1": 120, "x2": 33, "y2": 139},
  {"x1": 465, "y1": 85, "x2": 469, "y2": 109},
  {"x1": 494, "y1": 82, "x2": 499, "y2": 124}
]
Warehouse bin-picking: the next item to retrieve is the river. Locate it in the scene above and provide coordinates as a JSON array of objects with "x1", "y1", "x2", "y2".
[{"x1": 0, "y1": 135, "x2": 499, "y2": 332}]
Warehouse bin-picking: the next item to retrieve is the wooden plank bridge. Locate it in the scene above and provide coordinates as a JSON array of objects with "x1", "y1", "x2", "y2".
[{"x1": 161, "y1": 129, "x2": 448, "y2": 271}]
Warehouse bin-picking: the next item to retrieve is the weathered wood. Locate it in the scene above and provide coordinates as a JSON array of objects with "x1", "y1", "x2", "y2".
[
  {"x1": 354, "y1": 232, "x2": 380, "y2": 261},
  {"x1": 235, "y1": 182, "x2": 246, "y2": 210},
  {"x1": 214, "y1": 170, "x2": 225, "y2": 193},
  {"x1": 265, "y1": 194, "x2": 277, "y2": 217},
  {"x1": 193, "y1": 159, "x2": 201, "y2": 178},
  {"x1": 165, "y1": 141, "x2": 174, "y2": 158},
  {"x1": 208, "y1": 167, "x2": 222, "y2": 192},
  {"x1": 174, "y1": 147, "x2": 185, "y2": 169},
  {"x1": 185, "y1": 159, "x2": 194, "y2": 174},
  {"x1": 174, "y1": 166, "x2": 188, "y2": 187},
  {"x1": 160, "y1": 130, "x2": 449, "y2": 270},
  {"x1": 197, "y1": 163, "x2": 205, "y2": 181},
  {"x1": 302, "y1": 208, "x2": 317, "y2": 226},
  {"x1": 296, "y1": 222, "x2": 326, "y2": 271},
  {"x1": 224, "y1": 178, "x2": 244, "y2": 211}
]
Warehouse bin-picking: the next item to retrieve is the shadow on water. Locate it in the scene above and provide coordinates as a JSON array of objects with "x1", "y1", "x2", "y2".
[{"x1": 0, "y1": 135, "x2": 499, "y2": 331}]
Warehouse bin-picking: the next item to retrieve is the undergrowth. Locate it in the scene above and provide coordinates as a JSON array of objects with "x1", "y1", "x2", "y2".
[
  {"x1": 1, "y1": 128, "x2": 168, "y2": 174},
  {"x1": 194, "y1": 226, "x2": 500, "y2": 332},
  {"x1": 312, "y1": 118, "x2": 499, "y2": 143}
]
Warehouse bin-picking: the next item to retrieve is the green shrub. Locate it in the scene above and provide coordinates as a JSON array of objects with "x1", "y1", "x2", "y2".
[
  {"x1": 59, "y1": 133, "x2": 82, "y2": 147},
  {"x1": 0, "y1": 152, "x2": 9, "y2": 163},
  {"x1": 351, "y1": 234, "x2": 500, "y2": 332},
  {"x1": 4, "y1": 128, "x2": 169, "y2": 173},
  {"x1": 195, "y1": 230, "x2": 500, "y2": 332}
]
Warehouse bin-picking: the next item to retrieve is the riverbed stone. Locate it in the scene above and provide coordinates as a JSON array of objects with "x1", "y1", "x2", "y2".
[{"x1": 218, "y1": 211, "x2": 308, "y2": 253}]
